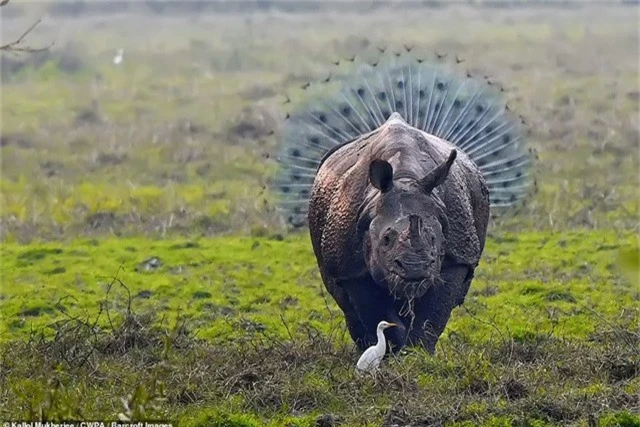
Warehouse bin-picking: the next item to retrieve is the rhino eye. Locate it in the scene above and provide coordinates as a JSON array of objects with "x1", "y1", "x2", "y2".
[{"x1": 382, "y1": 229, "x2": 395, "y2": 247}]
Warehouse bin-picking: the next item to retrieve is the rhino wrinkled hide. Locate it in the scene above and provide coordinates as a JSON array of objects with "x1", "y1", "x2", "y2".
[{"x1": 273, "y1": 52, "x2": 533, "y2": 353}]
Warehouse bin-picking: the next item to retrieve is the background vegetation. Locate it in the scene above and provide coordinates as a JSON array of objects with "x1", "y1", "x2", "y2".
[{"x1": 1, "y1": 2, "x2": 638, "y2": 425}]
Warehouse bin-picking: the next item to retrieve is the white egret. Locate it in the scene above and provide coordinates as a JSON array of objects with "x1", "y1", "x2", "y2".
[
  {"x1": 113, "y1": 48, "x2": 124, "y2": 65},
  {"x1": 355, "y1": 320, "x2": 397, "y2": 374}
]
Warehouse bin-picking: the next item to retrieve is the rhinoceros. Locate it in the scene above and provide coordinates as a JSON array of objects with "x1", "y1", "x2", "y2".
[{"x1": 273, "y1": 52, "x2": 533, "y2": 352}]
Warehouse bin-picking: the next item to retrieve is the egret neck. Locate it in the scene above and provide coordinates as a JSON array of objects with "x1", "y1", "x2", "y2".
[{"x1": 374, "y1": 323, "x2": 387, "y2": 356}]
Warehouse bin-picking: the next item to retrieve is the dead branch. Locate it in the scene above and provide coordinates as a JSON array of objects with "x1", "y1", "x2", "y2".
[{"x1": 0, "y1": 1, "x2": 53, "y2": 53}]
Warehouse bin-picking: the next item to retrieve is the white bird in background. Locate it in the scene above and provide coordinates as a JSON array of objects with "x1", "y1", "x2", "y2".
[
  {"x1": 356, "y1": 320, "x2": 397, "y2": 374},
  {"x1": 113, "y1": 48, "x2": 124, "y2": 65}
]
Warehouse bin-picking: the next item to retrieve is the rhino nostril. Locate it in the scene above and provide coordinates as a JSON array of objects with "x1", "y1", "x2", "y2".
[{"x1": 393, "y1": 259, "x2": 403, "y2": 270}]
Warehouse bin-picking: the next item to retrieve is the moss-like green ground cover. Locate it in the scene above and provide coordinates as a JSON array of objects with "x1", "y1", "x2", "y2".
[
  {"x1": 1, "y1": 3, "x2": 638, "y2": 426},
  {"x1": 1, "y1": 230, "x2": 637, "y2": 343},
  {"x1": 1, "y1": 229, "x2": 637, "y2": 424}
]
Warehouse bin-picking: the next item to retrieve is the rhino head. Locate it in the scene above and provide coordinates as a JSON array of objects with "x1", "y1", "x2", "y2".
[{"x1": 360, "y1": 148, "x2": 457, "y2": 300}]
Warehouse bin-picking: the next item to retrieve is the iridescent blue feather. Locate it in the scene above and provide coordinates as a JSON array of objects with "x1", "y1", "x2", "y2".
[{"x1": 274, "y1": 52, "x2": 533, "y2": 227}]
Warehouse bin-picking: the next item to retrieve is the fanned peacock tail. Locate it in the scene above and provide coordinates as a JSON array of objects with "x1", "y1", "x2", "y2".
[{"x1": 273, "y1": 48, "x2": 534, "y2": 228}]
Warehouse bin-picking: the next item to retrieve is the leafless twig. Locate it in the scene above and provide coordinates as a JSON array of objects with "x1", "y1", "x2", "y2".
[{"x1": 0, "y1": 1, "x2": 53, "y2": 53}]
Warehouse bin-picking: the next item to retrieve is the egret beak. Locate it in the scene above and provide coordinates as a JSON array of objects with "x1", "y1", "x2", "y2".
[{"x1": 387, "y1": 323, "x2": 397, "y2": 328}]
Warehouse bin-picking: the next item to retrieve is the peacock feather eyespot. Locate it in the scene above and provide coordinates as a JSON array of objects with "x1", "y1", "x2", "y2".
[{"x1": 274, "y1": 54, "x2": 532, "y2": 229}]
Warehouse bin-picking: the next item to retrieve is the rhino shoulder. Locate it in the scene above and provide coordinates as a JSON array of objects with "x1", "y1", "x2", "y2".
[
  {"x1": 308, "y1": 138, "x2": 373, "y2": 280},
  {"x1": 438, "y1": 154, "x2": 490, "y2": 267}
]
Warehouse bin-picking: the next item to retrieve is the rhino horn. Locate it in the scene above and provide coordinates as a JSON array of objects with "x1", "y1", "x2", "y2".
[
  {"x1": 409, "y1": 214, "x2": 423, "y2": 249},
  {"x1": 419, "y1": 149, "x2": 457, "y2": 194}
]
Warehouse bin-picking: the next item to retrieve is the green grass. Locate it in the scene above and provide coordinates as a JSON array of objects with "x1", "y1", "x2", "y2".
[
  {"x1": 1, "y1": 3, "x2": 639, "y2": 426},
  {"x1": 1, "y1": 6, "x2": 639, "y2": 241},
  {"x1": 0, "y1": 230, "x2": 637, "y2": 343},
  {"x1": 1, "y1": 230, "x2": 637, "y2": 424}
]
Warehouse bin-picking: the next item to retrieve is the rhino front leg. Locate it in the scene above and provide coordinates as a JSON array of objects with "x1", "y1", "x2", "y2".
[
  {"x1": 408, "y1": 262, "x2": 474, "y2": 353},
  {"x1": 334, "y1": 276, "x2": 407, "y2": 352},
  {"x1": 323, "y1": 283, "x2": 370, "y2": 350}
]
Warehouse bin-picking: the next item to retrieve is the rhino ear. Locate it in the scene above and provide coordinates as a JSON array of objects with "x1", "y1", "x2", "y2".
[
  {"x1": 420, "y1": 149, "x2": 457, "y2": 194},
  {"x1": 369, "y1": 159, "x2": 394, "y2": 193}
]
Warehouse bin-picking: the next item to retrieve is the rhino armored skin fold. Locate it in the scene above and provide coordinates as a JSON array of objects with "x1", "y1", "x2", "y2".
[{"x1": 273, "y1": 51, "x2": 533, "y2": 353}]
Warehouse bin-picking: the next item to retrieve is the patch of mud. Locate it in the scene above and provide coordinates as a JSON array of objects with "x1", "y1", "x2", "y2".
[
  {"x1": 84, "y1": 211, "x2": 119, "y2": 231},
  {"x1": 74, "y1": 101, "x2": 104, "y2": 127},
  {"x1": 226, "y1": 104, "x2": 279, "y2": 142},
  {"x1": 0, "y1": 133, "x2": 34, "y2": 149},
  {"x1": 94, "y1": 152, "x2": 128, "y2": 167},
  {"x1": 40, "y1": 160, "x2": 65, "y2": 177}
]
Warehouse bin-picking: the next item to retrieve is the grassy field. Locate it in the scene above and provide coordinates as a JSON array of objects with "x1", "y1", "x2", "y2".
[{"x1": 1, "y1": 3, "x2": 639, "y2": 426}]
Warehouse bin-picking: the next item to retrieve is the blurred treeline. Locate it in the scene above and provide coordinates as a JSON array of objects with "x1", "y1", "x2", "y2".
[{"x1": 1, "y1": 0, "x2": 637, "y2": 18}]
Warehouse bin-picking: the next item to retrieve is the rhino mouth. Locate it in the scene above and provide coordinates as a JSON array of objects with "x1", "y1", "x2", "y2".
[{"x1": 386, "y1": 272, "x2": 435, "y2": 299}]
